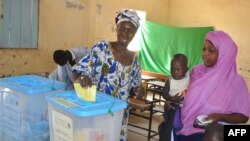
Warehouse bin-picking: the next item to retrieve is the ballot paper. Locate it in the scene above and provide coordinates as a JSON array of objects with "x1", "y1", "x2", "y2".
[{"x1": 73, "y1": 83, "x2": 96, "y2": 102}]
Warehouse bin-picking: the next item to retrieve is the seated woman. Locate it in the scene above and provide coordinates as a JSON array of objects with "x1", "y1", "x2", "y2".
[{"x1": 175, "y1": 30, "x2": 250, "y2": 141}]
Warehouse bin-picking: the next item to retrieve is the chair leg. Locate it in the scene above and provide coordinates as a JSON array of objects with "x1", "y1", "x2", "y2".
[
  {"x1": 128, "y1": 98, "x2": 160, "y2": 140},
  {"x1": 147, "y1": 103, "x2": 154, "y2": 141},
  {"x1": 145, "y1": 89, "x2": 148, "y2": 99}
]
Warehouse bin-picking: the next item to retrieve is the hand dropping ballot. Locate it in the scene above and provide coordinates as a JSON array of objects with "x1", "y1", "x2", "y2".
[{"x1": 73, "y1": 83, "x2": 96, "y2": 102}]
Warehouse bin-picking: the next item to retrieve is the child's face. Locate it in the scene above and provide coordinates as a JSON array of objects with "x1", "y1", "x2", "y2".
[{"x1": 171, "y1": 59, "x2": 187, "y2": 80}]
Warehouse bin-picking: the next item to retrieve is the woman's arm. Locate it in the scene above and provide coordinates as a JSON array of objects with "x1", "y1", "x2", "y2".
[
  {"x1": 71, "y1": 41, "x2": 106, "y2": 87},
  {"x1": 207, "y1": 113, "x2": 249, "y2": 124},
  {"x1": 72, "y1": 72, "x2": 92, "y2": 87},
  {"x1": 130, "y1": 85, "x2": 145, "y2": 99}
]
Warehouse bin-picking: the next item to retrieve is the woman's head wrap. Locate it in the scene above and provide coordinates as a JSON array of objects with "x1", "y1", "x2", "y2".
[{"x1": 115, "y1": 9, "x2": 140, "y2": 29}]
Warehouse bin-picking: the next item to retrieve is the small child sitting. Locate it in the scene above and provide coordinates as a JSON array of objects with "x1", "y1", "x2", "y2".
[{"x1": 158, "y1": 53, "x2": 189, "y2": 141}]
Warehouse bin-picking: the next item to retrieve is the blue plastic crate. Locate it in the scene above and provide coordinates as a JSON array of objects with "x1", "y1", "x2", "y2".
[
  {"x1": 0, "y1": 75, "x2": 66, "y2": 141},
  {"x1": 46, "y1": 90, "x2": 127, "y2": 141},
  {"x1": 0, "y1": 75, "x2": 65, "y2": 94},
  {"x1": 0, "y1": 93, "x2": 2, "y2": 140}
]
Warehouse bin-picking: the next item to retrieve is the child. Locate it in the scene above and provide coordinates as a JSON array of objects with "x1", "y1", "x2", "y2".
[{"x1": 158, "y1": 53, "x2": 189, "y2": 141}]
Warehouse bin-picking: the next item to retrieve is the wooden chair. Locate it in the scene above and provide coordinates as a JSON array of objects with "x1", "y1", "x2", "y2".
[{"x1": 128, "y1": 98, "x2": 161, "y2": 141}]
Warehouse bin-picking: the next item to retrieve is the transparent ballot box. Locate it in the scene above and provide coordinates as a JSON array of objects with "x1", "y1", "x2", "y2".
[
  {"x1": 0, "y1": 75, "x2": 66, "y2": 141},
  {"x1": 46, "y1": 90, "x2": 127, "y2": 141}
]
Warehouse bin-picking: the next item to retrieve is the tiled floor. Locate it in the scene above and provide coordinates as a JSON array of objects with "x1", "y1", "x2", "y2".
[
  {"x1": 127, "y1": 93, "x2": 164, "y2": 141},
  {"x1": 128, "y1": 112, "x2": 163, "y2": 141}
]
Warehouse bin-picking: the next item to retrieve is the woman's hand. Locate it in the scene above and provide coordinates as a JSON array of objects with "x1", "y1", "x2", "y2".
[
  {"x1": 72, "y1": 73, "x2": 92, "y2": 88},
  {"x1": 135, "y1": 85, "x2": 145, "y2": 99},
  {"x1": 78, "y1": 75, "x2": 92, "y2": 87},
  {"x1": 206, "y1": 113, "x2": 249, "y2": 124}
]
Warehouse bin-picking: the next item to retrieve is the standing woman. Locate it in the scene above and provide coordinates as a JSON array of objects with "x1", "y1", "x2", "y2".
[
  {"x1": 176, "y1": 30, "x2": 250, "y2": 141},
  {"x1": 72, "y1": 9, "x2": 142, "y2": 140}
]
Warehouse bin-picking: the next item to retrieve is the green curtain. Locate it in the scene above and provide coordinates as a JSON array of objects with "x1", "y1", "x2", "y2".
[{"x1": 138, "y1": 21, "x2": 213, "y2": 75}]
